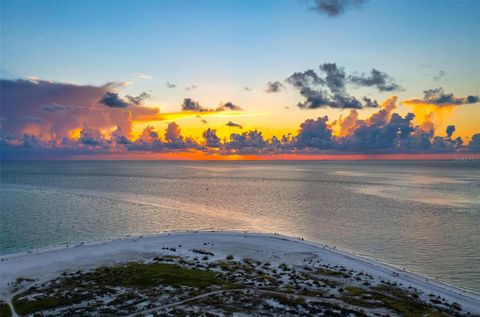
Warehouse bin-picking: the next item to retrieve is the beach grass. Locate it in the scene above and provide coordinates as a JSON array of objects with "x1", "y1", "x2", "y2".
[
  {"x1": 11, "y1": 262, "x2": 229, "y2": 315},
  {"x1": 0, "y1": 301, "x2": 12, "y2": 317},
  {"x1": 12, "y1": 296, "x2": 64, "y2": 316},
  {"x1": 91, "y1": 262, "x2": 223, "y2": 288}
]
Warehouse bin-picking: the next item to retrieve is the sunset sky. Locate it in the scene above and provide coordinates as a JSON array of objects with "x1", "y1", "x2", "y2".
[{"x1": 1, "y1": 0, "x2": 479, "y2": 159}]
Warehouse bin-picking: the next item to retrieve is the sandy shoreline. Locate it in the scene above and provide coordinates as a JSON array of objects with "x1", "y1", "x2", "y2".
[{"x1": 1, "y1": 231, "x2": 479, "y2": 315}]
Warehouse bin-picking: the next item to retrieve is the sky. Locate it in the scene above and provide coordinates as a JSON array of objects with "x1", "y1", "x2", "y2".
[{"x1": 1, "y1": 0, "x2": 479, "y2": 160}]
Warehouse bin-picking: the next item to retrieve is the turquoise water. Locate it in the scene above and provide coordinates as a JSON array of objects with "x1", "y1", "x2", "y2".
[{"x1": 1, "y1": 160, "x2": 479, "y2": 292}]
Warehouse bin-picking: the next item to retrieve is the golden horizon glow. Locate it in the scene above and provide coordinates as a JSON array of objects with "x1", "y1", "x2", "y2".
[{"x1": 64, "y1": 152, "x2": 480, "y2": 161}]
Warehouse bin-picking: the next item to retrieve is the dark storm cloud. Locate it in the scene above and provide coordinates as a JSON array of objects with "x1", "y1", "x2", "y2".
[
  {"x1": 446, "y1": 125, "x2": 456, "y2": 138},
  {"x1": 469, "y1": 134, "x2": 480, "y2": 152},
  {"x1": 126, "y1": 92, "x2": 151, "y2": 105},
  {"x1": 309, "y1": 0, "x2": 366, "y2": 17},
  {"x1": 349, "y1": 68, "x2": 403, "y2": 92},
  {"x1": 265, "y1": 81, "x2": 285, "y2": 93},
  {"x1": 79, "y1": 127, "x2": 106, "y2": 146},
  {"x1": 100, "y1": 91, "x2": 150, "y2": 108},
  {"x1": 403, "y1": 88, "x2": 480, "y2": 107},
  {"x1": 285, "y1": 63, "x2": 402, "y2": 109},
  {"x1": 345, "y1": 112, "x2": 416, "y2": 151},
  {"x1": 362, "y1": 97, "x2": 379, "y2": 108},
  {"x1": 181, "y1": 98, "x2": 205, "y2": 111},
  {"x1": 224, "y1": 130, "x2": 267, "y2": 151},
  {"x1": 422, "y1": 88, "x2": 479, "y2": 105},
  {"x1": 287, "y1": 69, "x2": 323, "y2": 89},
  {"x1": 218, "y1": 102, "x2": 242, "y2": 111},
  {"x1": 286, "y1": 63, "x2": 383, "y2": 109},
  {"x1": 226, "y1": 121, "x2": 243, "y2": 129},
  {"x1": 286, "y1": 69, "x2": 333, "y2": 109},
  {"x1": 181, "y1": 99, "x2": 242, "y2": 112},
  {"x1": 99, "y1": 92, "x2": 130, "y2": 108},
  {"x1": 112, "y1": 128, "x2": 131, "y2": 145},
  {"x1": 319, "y1": 63, "x2": 347, "y2": 94},
  {"x1": 296, "y1": 116, "x2": 333, "y2": 148}
]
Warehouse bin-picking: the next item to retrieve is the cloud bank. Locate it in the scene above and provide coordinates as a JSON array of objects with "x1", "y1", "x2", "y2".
[{"x1": 1, "y1": 78, "x2": 478, "y2": 159}]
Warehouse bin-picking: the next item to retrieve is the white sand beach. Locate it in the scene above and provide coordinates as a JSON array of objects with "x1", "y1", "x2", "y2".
[{"x1": 1, "y1": 231, "x2": 479, "y2": 316}]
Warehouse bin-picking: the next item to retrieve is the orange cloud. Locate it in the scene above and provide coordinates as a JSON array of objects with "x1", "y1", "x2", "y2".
[
  {"x1": 402, "y1": 99, "x2": 456, "y2": 133},
  {"x1": 332, "y1": 96, "x2": 398, "y2": 137}
]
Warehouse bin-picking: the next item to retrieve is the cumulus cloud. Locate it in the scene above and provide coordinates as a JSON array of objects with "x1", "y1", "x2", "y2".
[
  {"x1": 309, "y1": 0, "x2": 366, "y2": 17},
  {"x1": 469, "y1": 134, "x2": 480, "y2": 152},
  {"x1": 366, "y1": 96, "x2": 398, "y2": 126},
  {"x1": 165, "y1": 122, "x2": 182, "y2": 143},
  {"x1": 79, "y1": 126, "x2": 106, "y2": 146},
  {"x1": 166, "y1": 81, "x2": 177, "y2": 88},
  {"x1": 332, "y1": 109, "x2": 359, "y2": 137},
  {"x1": 346, "y1": 112, "x2": 416, "y2": 151},
  {"x1": 265, "y1": 81, "x2": 285, "y2": 93},
  {"x1": 138, "y1": 126, "x2": 160, "y2": 143},
  {"x1": 203, "y1": 128, "x2": 221, "y2": 148},
  {"x1": 297, "y1": 116, "x2": 334, "y2": 148},
  {"x1": 224, "y1": 130, "x2": 267, "y2": 152}
]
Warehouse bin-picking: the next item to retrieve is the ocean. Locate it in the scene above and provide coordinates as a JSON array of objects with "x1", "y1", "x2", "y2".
[{"x1": 1, "y1": 160, "x2": 479, "y2": 293}]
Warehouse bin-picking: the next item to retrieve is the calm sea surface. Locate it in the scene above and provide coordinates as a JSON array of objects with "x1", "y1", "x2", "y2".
[{"x1": 1, "y1": 161, "x2": 479, "y2": 292}]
